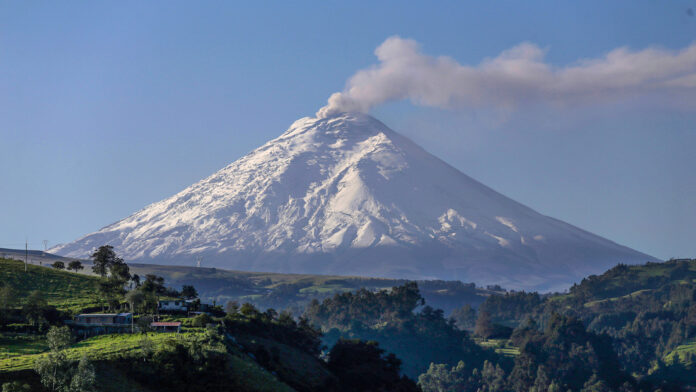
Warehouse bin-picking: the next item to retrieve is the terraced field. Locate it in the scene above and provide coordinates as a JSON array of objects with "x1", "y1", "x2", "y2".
[{"x1": 664, "y1": 339, "x2": 696, "y2": 365}]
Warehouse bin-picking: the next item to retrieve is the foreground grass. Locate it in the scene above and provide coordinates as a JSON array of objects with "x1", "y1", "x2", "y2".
[
  {"x1": 0, "y1": 332, "x2": 186, "y2": 372},
  {"x1": 0, "y1": 334, "x2": 47, "y2": 359},
  {"x1": 0, "y1": 258, "x2": 100, "y2": 312}
]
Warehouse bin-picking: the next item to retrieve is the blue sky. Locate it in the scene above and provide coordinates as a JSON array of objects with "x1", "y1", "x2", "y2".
[{"x1": 1, "y1": 1, "x2": 694, "y2": 259}]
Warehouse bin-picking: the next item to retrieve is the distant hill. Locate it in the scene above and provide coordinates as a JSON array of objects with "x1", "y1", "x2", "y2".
[
  {"x1": 128, "y1": 262, "x2": 499, "y2": 314},
  {"x1": 0, "y1": 251, "x2": 497, "y2": 314}
]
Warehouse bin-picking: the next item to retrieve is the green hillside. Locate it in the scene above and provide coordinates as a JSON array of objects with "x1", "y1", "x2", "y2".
[
  {"x1": 0, "y1": 332, "x2": 296, "y2": 392},
  {"x1": 0, "y1": 258, "x2": 100, "y2": 312}
]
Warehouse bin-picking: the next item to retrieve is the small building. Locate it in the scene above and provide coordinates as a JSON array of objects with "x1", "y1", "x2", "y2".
[
  {"x1": 150, "y1": 321, "x2": 181, "y2": 333},
  {"x1": 158, "y1": 299, "x2": 188, "y2": 312},
  {"x1": 68, "y1": 313, "x2": 132, "y2": 337},
  {"x1": 73, "y1": 313, "x2": 132, "y2": 326}
]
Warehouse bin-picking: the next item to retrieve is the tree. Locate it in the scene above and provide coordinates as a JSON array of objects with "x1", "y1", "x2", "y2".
[
  {"x1": 23, "y1": 290, "x2": 48, "y2": 328},
  {"x1": 95, "y1": 279, "x2": 124, "y2": 311},
  {"x1": 52, "y1": 261, "x2": 65, "y2": 270},
  {"x1": 69, "y1": 356, "x2": 96, "y2": 392},
  {"x1": 328, "y1": 339, "x2": 419, "y2": 392},
  {"x1": 34, "y1": 327, "x2": 91, "y2": 392},
  {"x1": 450, "y1": 304, "x2": 477, "y2": 330},
  {"x1": 90, "y1": 245, "x2": 119, "y2": 278},
  {"x1": 418, "y1": 361, "x2": 469, "y2": 392},
  {"x1": 47, "y1": 326, "x2": 72, "y2": 352},
  {"x1": 125, "y1": 289, "x2": 145, "y2": 314},
  {"x1": 474, "y1": 310, "x2": 495, "y2": 339},
  {"x1": 225, "y1": 300, "x2": 239, "y2": 315},
  {"x1": 0, "y1": 285, "x2": 16, "y2": 326},
  {"x1": 141, "y1": 274, "x2": 166, "y2": 295},
  {"x1": 140, "y1": 334, "x2": 154, "y2": 361},
  {"x1": 109, "y1": 259, "x2": 131, "y2": 282},
  {"x1": 192, "y1": 313, "x2": 213, "y2": 327},
  {"x1": 67, "y1": 260, "x2": 83, "y2": 272},
  {"x1": 131, "y1": 274, "x2": 141, "y2": 288},
  {"x1": 34, "y1": 334, "x2": 71, "y2": 392},
  {"x1": 181, "y1": 285, "x2": 198, "y2": 299},
  {"x1": 240, "y1": 302, "x2": 260, "y2": 317},
  {"x1": 137, "y1": 315, "x2": 154, "y2": 332},
  {"x1": 1, "y1": 382, "x2": 30, "y2": 392}
]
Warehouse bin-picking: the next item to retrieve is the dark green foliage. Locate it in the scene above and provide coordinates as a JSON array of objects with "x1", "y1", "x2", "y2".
[
  {"x1": 420, "y1": 315, "x2": 634, "y2": 391},
  {"x1": 506, "y1": 314, "x2": 633, "y2": 391},
  {"x1": 191, "y1": 313, "x2": 213, "y2": 327},
  {"x1": 473, "y1": 310, "x2": 512, "y2": 339},
  {"x1": 51, "y1": 261, "x2": 65, "y2": 270},
  {"x1": 33, "y1": 326, "x2": 95, "y2": 392},
  {"x1": 22, "y1": 291, "x2": 50, "y2": 329},
  {"x1": 478, "y1": 291, "x2": 541, "y2": 324},
  {"x1": 418, "y1": 360, "x2": 506, "y2": 392},
  {"x1": 474, "y1": 311, "x2": 495, "y2": 338},
  {"x1": 90, "y1": 245, "x2": 120, "y2": 278},
  {"x1": 66, "y1": 261, "x2": 83, "y2": 273},
  {"x1": 328, "y1": 339, "x2": 419, "y2": 392},
  {"x1": 0, "y1": 285, "x2": 16, "y2": 326},
  {"x1": 225, "y1": 302, "x2": 323, "y2": 357},
  {"x1": 140, "y1": 274, "x2": 166, "y2": 295},
  {"x1": 450, "y1": 304, "x2": 477, "y2": 330},
  {"x1": 181, "y1": 285, "x2": 198, "y2": 299},
  {"x1": 46, "y1": 326, "x2": 72, "y2": 352},
  {"x1": 306, "y1": 282, "x2": 494, "y2": 378},
  {"x1": 1, "y1": 381, "x2": 31, "y2": 392},
  {"x1": 119, "y1": 332, "x2": 235, "y2": 392}
]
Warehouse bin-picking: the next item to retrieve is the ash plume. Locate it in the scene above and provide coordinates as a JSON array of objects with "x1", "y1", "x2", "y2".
[{"x1": 317, "y1": 36, "x2": 696, "y2": 118}]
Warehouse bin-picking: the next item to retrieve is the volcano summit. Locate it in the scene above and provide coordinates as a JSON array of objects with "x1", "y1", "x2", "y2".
[{"x1": 51, "y1": 113, "x2": 653, "y2": 290}]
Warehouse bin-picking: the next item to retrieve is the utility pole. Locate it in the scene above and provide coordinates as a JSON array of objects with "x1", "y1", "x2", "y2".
[
  {"x1": 25, "y1": 240, "x2": 28, "y2": 272},
  {"x1": 196, "y1": 256, "x2": 203, "y2": 268}
]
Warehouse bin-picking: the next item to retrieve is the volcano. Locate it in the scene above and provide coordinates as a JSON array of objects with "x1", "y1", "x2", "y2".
[{"x1": 51, "y1": 113, "x2": 654, "y2": 290}]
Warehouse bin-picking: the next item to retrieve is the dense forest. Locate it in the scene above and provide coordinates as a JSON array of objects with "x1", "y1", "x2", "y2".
[{"x1": 2, "y1": 252, "x2": 696, "y2": 391}]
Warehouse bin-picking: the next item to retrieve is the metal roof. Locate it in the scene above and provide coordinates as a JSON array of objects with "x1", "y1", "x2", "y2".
[{"x1": 150, "y1": 322, "x2": 181, "y2": 327}]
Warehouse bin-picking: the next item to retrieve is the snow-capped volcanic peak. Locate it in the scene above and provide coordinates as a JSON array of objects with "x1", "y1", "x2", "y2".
[{"x1": 51, "y1": 113, "x2": 654, "y2": 291}]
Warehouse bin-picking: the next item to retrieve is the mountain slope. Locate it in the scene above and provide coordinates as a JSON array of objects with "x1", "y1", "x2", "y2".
[{"x1": 51, "y1": 113, "x2": 655, "y2": 290}]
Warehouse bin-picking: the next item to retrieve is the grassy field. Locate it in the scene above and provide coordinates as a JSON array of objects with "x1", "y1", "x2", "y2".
[
  {"x1": 475, "y1": 338, "x2": 520, "y2": 357},
  {"x1": 0, "y1": 334, "x2": 47, "y2": 360},
  {"x1": 664, "y1": 339, "x2": 696, "y2": 365},
  {"x1": 0, "y1": 332, "x2": 189, "y2": 372},
  {"x1": 0, "y1": 258, "x2": 100, "y2": 312}
]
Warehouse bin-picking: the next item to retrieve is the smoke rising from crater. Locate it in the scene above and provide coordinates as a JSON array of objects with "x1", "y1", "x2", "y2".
[{"x1": 317, "y1": 36, "x2": 696, "y2": 118}]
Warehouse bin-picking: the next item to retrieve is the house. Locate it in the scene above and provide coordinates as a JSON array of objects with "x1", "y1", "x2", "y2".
[
  {"x1": 158, "y1": 299, "x2": 188, "y2": 312},
  {"x1": 150, "y1": 321, "x2": 181, "y2": 333},
  {"x1": 68, "y1": 313, "x2": 132, "y2": 336},
  {"x1": 72, "y1": 313, "x2": 132, "y2": 326}
]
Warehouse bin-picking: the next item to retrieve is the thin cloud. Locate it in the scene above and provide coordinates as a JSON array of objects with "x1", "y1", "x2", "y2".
[{"x1": 317, "y1": 36, "x2": 696, "y2": 118}]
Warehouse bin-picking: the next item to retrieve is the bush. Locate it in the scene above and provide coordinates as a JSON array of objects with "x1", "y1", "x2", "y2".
[{"x1": 191, "y1": 313, "x2": 213, "y2": 328}]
